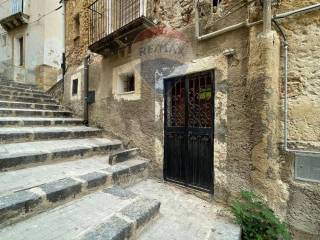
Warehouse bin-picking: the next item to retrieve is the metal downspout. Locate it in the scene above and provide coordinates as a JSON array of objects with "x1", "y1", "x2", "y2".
[
  {"x1": 273, "y1": 4, "x2": 320, "y2": 154},
  {"x1": 83, "y1": 56, "x2": 90, "y2": 126}
]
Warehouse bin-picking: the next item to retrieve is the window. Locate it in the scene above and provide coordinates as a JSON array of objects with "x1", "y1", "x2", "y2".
[
  {"x1": 73, "y1": 13, "x2": 80, "y2": 46},
  {"x1": 213, "y1": 0, "x2": 220, "y2": 7},
  {"x1": 72, "y1": 79, "x2": 78, "y2": 95},
  {"x1": 119, "y1": 73, "x2": 135, "y2": 93},
  {"x1": 18, "y1": 37, "x2": 24, "y2": 66},
  {"x1": 295, "y1": 153, "x2": 320, "y2": 182},
  {"x1": 74, "y1": 13, "x2": 80, "y2": 37}
]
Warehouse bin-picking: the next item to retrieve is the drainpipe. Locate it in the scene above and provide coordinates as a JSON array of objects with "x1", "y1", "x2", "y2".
[
  {"x1": 83, "y1": 55, "x2": 90, "y2": 126},
  {"x1": 272, "y1": 3, "x2": 320, "y2": 154},
  {"x1": 274, "y1": 3, "x2": 320, "y2": 20}
]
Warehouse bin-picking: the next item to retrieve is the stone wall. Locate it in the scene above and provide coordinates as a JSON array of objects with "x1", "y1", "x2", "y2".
[
  {"x1": 64, "y1": 0, "x2": 320, "y2": 238},
  {"x1": 276, "y1": 1, "x2": 320, "y2": 238},
  {"x1": 35, "y1": 65, "x2": 59, "y2": 91}
]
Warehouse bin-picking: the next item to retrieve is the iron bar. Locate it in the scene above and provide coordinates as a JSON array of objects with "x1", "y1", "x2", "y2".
[{"x1": 88, "y1": 0, "x2": 145, "y2": 46}]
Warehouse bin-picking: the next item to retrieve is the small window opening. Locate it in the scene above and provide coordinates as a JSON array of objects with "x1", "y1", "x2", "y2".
[
  {"x1": 73, "y1": 13, "x2": 80, "y2": 46},
  {"x1": 74, "y1": 13, "x2": 80, "y2": 37},
  {"x1": 119, "y1": 73, "x2": 135, "y2": 93},
  {"x1": 213, "y1": 0, "x2": 220, "y2": 7},
  {"x1": 72, "y1": 79, "x2": 78, "y2": 95},
  {"x1": 18, "y1": 37, "x2": 24, "y2": 66}
]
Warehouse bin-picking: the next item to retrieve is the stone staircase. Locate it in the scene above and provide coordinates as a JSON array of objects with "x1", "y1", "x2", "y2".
[{"x1": 0, "y1": 79, "x2": 160, "y2": 239}]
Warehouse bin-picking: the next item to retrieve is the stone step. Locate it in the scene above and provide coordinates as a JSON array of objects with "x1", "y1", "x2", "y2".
[
  {"x1": 0, "y1": 158, "x2": 150, "y2": 227},
  {"x1": 0, "y1": 94, "x2": 58, "y2": 104},
  {"x1": 0, "y1": 89, "x2": 51, "y2": 99},
  {"x1": 0, "y1": 108, "x2": 72, "y2": 118},
  {"x1": 0, "y1": 101, "x2": 62, "y2": 111},
  {"x1": 0, "y1": 185, "x2": 159, "y2": 240},
  {"x1": 0, "y1": 126, "x2": 102, "y2": 144},
  {"x1": 0, "y1": 84, "x2": 45, "y2": 94},
  {"x1": 129, "y1": 179, "x2": 242, "y2": 240},
  {"x1": 0, "y1": 138, "x2": 122, "y2": 171},
  {"x1": 0, "y1": 81, "x2": 40, "y2": 90},
  {"x1": 0, "y1": 117, "x2": 83, "y2": 127},
  {"x1": 109, "y1": 148, "x2": 140, "y2": 165},
  {"x1": 0, "y1": 156, "x2": 109, "y2": 195}
]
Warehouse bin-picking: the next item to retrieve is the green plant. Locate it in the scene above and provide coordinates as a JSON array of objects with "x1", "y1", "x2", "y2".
[{"x1": 231, "y1": 191, "x2": 291, "y2": 240}]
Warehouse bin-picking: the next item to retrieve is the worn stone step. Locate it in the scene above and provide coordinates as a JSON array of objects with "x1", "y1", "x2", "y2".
[
  {"x1": 0, "y1": 126, "x2": 102, "y2": 144},
  {"x1": 130, "y1": 179, "x2": 242, "y2": 240},
  {"x1": 0, "y1": 94, "x2": 57, "y2": 104},
  {"x1": 0, "y1": 158, "x2": 150, "y2": 228},
  {"x1": 0, "y1": 81, "x2": 40, "y2": 90},
  {"x1": 0, "y1": 138, "x2": 122, "y2": 171},
  {"x1": 0, "y1": 117, "x2": 83, "y2": 127},
  {"x1": 0, "y1": 89, "x2": 51, "y2": 99},
  {"x1": 0, "y1": 84, "x2": 45, "y2": 94},
  {"x1": 0, "y1": 101, "x2": 62, "y2": 111},
  {"x1": 0, "y1": 185, "x2": 159, "y2": 240},
  {"x1": 0, "y1": 108, "x2": 72, "y2": 118},
  {"x1": 0, "y1": 156, "x2": 109, "y2": 195},
  {"x1": 109, "y1": 148, "x2": 140, "y2": 165}
]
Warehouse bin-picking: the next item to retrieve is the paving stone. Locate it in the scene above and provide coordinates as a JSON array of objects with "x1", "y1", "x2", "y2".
[
  {"x1": 103, "y1": 186, "x2": 137, "y2": 199},
  {"x1": 120, "y1": 198, "x2": 161, "y2": 228},
  {"x1": 40, "y1": 178, "x2": 82, "y2": 203},
  {"x1": 0, "y1": 153, "x2": 48, "y2": 170},
  {"x1": 0, "y1": 159, "x2": 149, "y2": 225},
  {"x1": 207, "y1": 222, "x2": 241, "y2": 240},
  {"x1": 0, "y1": 191, "x2": 42, "y2": 218},
  {"x1": 0, "y1": 117, "x2": 83, "y2": 127},
  {"x1": 110, "y1": 165, "x2": 131, "y2": 177},
  {"x1": 0, "y1": 101, "x2": 61, "y2": 110},
  {"x1": 0, "y1": 89, "x2": 51, "y2": 99},
  {"x1": 79, "y1": 172, "x2": 109, "y2": 189},
  {"x1": 0, "y1": 138, "x2": 121, "y2": 170},
  {"x1": 0, "y1": 190, "x2": 138, "y2": 240},
  {"x1": 0, "y1": 126, "x2": 101, "y2": 143},
  {"x1": 80, "y1": 215, "x2": 132, "y2": 240},
  {"x1": 0, "y1": 94, "x2": 58, "y2": 104},
  {"x1": 109, "y1": 148, "x2": 140, "y2": 165},
  {"x1": 127, "y1": 158, "x2": 149, "y2": 174},
  {"x1": 129, "y1": 179, "x2": 241, "y2": 240},
  {"x1": 0, "y1": 108, "x2": 72, "y2": 118},
  {"x1": 0, "y1": 84, "x2": 45, "y2": 94},
  {"x1": 0, "y1": 157, "x2": 109, "y2": 195}
]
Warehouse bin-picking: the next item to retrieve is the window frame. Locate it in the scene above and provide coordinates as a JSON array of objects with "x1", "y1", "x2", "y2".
[{"x1": 72, "y1": 78, "x2": 79, "y2": 96}]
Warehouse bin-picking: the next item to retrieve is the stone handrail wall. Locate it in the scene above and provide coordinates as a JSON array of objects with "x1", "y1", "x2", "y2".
[{"x1": 47, "y1": 79, "x2": 64, "y2": 103}]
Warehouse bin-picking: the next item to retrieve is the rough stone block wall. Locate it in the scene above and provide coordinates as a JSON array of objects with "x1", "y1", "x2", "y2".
[
  {"x1": 63, "y1": 0, "x2": 320, "y2": 238},
  {"x1": 275, "y1": 1, "x2": 320, "y2": 238},
  {"x1": 35, "y1": 65, "x2": 59, "y2": 91}
]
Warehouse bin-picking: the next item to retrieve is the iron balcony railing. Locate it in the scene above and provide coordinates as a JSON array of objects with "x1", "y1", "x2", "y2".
[
  {"x1": 0, "y1": 0, "x2": 24, "y2": 20},
  {"x1": 88, "y1": 0, "x2": 147, "y2": 46}
]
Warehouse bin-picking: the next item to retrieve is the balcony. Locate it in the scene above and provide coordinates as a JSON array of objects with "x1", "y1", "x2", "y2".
[
  {"x1": 88, "y1": 0, "x2": 154, "y2": 56},
  {"x1": 0, "y1": 0, "x2": 29, "y2": 31}
]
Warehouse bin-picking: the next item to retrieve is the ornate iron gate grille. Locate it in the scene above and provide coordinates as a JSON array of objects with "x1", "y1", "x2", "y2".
[{"x1": 164, "y1": 70, "x2": 214, "y2": 193}]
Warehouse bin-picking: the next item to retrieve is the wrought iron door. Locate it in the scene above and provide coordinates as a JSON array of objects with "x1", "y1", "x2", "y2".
[{"x1": 164, "y1": 70, "x2": 214, "y2": 193}]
